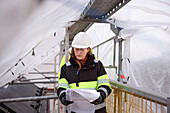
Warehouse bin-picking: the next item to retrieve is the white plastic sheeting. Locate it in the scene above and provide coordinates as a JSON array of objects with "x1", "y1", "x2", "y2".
[
  {"x1": 122, "y1": 28, "x2": 170, "y2": 94},
  {"x1": 86, "y1": 23, "x2": 117, "y2": 80},
  {"x1": 87, "y1": 0, "x2": 170, "y2": 94},
  {"x1": 0, "y1": 0, "x2": 90, "y2": 87},
  {"x1": 0, "y1": 0, "x2": 170, "y2": 96},
  {"x1": 111, "y1": 0, "x2": 170, "y2": 94}
]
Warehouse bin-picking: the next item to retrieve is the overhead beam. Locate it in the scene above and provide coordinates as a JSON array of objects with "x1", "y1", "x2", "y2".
[
  {"x1": 71, "y1": 18, "x2": 108, "y2": 23},
  {"x1": 68, "y1": 0, "x2": 131, "y2": 42},
  {"x1": 81, "y1": 0, "x2": 131, "y2": 20}
]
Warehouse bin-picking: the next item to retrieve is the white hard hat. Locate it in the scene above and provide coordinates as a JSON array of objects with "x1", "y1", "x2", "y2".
[{"x1": 72, "y1": 32, "x2": 91, "y2": 48}]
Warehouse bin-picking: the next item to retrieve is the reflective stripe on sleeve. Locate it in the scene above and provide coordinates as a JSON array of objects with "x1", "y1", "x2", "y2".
[
  {"x1": 97, "y1": 74, "x2": 111, "y2": 89},
  {"x1": 58, "y1": 78, "x2": 69, "y2": 89},
  {"x1": 58, "y1": 83, "x2": 69, "y2": 89},
  {"x1": 98, "y1": 79, "x2": 109, "y2": 85},
  {"x1": 97, "y1": 74, "x2": 109, "y2": 80}
]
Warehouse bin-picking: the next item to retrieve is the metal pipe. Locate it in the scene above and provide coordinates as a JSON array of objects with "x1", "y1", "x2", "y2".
[
  {"x1": 92, "y1": 36, "x2": 114, "y2": 61},
  {"x1": 20, "y1": 77, "x2": 58, "y2": 81},
  {"x1": 45, "y1": 77, "x2": 58, "y2": 79},
  {"x1": 53, "y1": 54, "x2": 58, "y2": 112},
  {"x1": 46, "y1": 100, "x2": 50, "y2": 113},
  {"x1": 113, "y1": 38, "x2": 117, "y2": 67},
  {"x1": 29, "y1": 71, "x2": 55, "y2": 74},
  {"x1": 59, "y1": 40, "x2": 64, "y2": 64},
  {"x1": 10, "y1": 81, "x2": 58, "y2": 85},
  {"x1": 118, "y1": 38, "x2": 123, "y2": 81},
  {"x1": 43, "y1": 63, "x2": 59, "y2": 65},
  {"x1": 62, "y1": 27, "x2": 70, "y2": 113},
  {"x1": 33, "y1": 68, "x2": 52, "y2": 81},
  {"x1": 104, "y1": 66, "x2": 117, "y2": 68},
  {"x1": 92, "y1": 37, "x2": 115, "y2": 49},
  {"x1": 97, "y1": 46, "x2": 99, "y2": 58},
  {"x1": 58, "y1": 40, "x2": 65, "y2": 113},
  {"x1": 0, "y1": 95, "x2": 58, "y2": 103},
  {"x1": 65, "y1": 28, "x2": 69, "y2": 63},
  {"x1": 117, "y1": 38, "x2": 123, "y2": 113},
  {"x1": 20, "y1": 78, "x2": 46, "y2": 81},
  {"x1": 54, "y1": 54, "x2": 58, "y2": 87}
]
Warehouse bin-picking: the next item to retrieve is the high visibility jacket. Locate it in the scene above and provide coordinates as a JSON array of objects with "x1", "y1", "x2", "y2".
[{"x1": 57, "y1": 54, "x2": 111, "y2": 112}]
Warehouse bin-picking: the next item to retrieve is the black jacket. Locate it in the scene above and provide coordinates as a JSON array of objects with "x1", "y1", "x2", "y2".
[{"x1": 57, "y1": 54, "x2": 111, "y2": 113}]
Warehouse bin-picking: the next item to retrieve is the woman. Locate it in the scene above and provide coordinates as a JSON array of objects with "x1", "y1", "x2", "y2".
[{"x1": 57, "y1": 32, "x2": 111, "y2": 113}]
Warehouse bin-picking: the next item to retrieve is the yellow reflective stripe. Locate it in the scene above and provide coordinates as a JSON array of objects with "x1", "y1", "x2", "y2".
[
  {"x1": 69, "y1": 81, "x2": 97, "y2": 89},
  {"x1": 94, "y1": 56, "x2": 98, "y2": 60},
  {"x1": 68, "y1": 55, "x2": 71, "y2": 60},
  {"x1": 97, "y1": 83, "x2": 111, "y2": 89},
  {"x1": 97, "y1": 74, "x2": 111, "y2": 89},
  {"x1": 59, "y1": 55, "x2": 71, "y2": 69},
  {"x1": 58, "y1": 55, "x2": 71, "y2": 79},
  {"x1": 97, "y1": 74, "x2": 109, "y2": 80},
  {"x1": 58, "y1": 55, "x2": 65, "y2": 79},
  {"x1": 58, "y1": 78, "x2": 69, "y2": 89},
  {"x1": 59, "y1": 78, "x2": 68, "y2": 84},
  {"x1": 90, "y1": 49, "x2": 98, "y2": 60},
  {"x1": 58, "y1": 83, "x2": 69, "y2": 89},
  {"x1": 59, "y1": 56, "x2": 66, "y2": 69},
  {"x1": 58, "y1": 71, "x2": 61, "y2": 79}
]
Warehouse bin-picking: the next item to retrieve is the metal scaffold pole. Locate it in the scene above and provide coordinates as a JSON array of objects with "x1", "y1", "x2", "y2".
[
  {"x1": 8, "y1": 81, "x2": 58, "y2": 85},
  {"x1": 0, "y1": 95, "x2": 58, "y2": 103},
  {"x1": 57, "y1": 39, "x2": 65, "y2": 113},
  {"x1": 53, "y1": 54, "x2": 58, "y2": 113},
  {"x1": 65, "y1": 28, "x2": 69, "y2": 63},
  {"x1": 57, "y1": 28, "x2": 69, "y2": 113}
]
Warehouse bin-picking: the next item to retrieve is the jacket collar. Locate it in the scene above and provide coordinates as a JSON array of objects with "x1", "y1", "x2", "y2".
[{"x1": 69, "y1": 54, "x2": 95, "y2": 69}]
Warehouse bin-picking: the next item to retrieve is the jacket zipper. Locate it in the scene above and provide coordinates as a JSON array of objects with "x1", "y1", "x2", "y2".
[{"x1": 76, "y1": 70, "x2": 79, "y2": 87}]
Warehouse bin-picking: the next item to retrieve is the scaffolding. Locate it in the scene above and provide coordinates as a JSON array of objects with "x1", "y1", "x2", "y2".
[{"x1": 1, "y1": 0, "x2": 170, "y2": 113}]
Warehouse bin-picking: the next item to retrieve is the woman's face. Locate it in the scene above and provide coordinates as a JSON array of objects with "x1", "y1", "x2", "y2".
[{"x1": 74, "y1": 48, "x2": 89, "y2": 60}]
